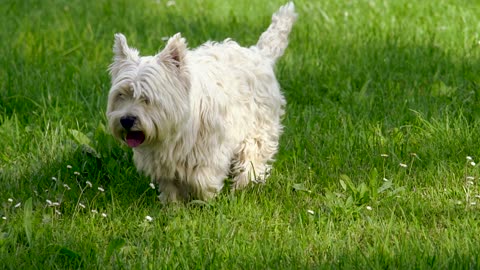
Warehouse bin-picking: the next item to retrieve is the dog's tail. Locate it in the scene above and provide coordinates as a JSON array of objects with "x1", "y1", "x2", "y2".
[{"x1": 256, "y1": 2, "x2": 297, "y2": 62}]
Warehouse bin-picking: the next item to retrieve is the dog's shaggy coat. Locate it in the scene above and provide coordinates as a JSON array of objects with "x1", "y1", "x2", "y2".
[{"x1": 107, "y1": 2, "x2": 297, "y2": 202}]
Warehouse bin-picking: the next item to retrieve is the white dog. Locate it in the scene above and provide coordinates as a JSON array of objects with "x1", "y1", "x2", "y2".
[{"x1": 107, "y1": 2, "x2": 297, "y2": 202}]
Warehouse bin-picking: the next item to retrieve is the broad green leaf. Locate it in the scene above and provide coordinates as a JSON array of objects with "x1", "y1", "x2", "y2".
[{"x1": 106, "y1": 238, "x2": 126, "y2": 262}]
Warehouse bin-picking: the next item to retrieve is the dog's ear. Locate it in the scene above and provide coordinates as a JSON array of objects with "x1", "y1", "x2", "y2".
[
  {"x1": 113, "y1": 33, "x2": 138, "y2": 61},
  {"x1": 158, "y1": 33, "x2": 187, "y2": 69}
]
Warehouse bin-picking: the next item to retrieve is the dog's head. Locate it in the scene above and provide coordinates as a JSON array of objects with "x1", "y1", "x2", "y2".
[{"x1": 106, "y1": 33, "x2": 190, "y2": 148}]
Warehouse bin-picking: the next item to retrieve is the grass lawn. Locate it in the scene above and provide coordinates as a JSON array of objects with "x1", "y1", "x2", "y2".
[{"x1": 1, "y1": 0, "x2": 480, "y2": 268}]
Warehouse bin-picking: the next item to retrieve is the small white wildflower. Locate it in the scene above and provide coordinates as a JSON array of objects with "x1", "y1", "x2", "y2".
[
  {"x1": 86, "y1": 181, "x2": 92, "y2": 188},
  {"x1": 467, "y1": 156, "x2": 473, "y2": 161},
  {"x1": 475, "y1": 195, "x2": 480, "y2": 199},
  {"x1": 366, "y1": 206, "x2": 373, "y2": 211},
  {"x1": 45, "y1": 189, "x2": 49, "y2": 193},
  {"x1": 98, "y1": 187, "x2": 105, "y2": 192},
  {"x1": 52, "y1": 202, "x2": 60, "y2": 207},
  {"x1": 14, "y1": 202, "x2": 21, "y2": 208},
  {"x1": 383, "y1": 178, "x2": 389, "y2": 182},
  {"x1": 470, "y1": 202, "x2": 477, "y2": 206},
  {"x1": 7, "y1": 198, "x2": 13, "y2": 203},
  {"x1": 307, "y1": 210, "x2": 315, "y2": 215},
  {"x1": 79, "y1": 203, "x2": 86, "y2": 209},
  {"x1": 66, "y1": 165, "x2": 72, "y2": 169},
  {"x1": 467, "y1": 181, "x2": 474, "y2": 185},
  {"x1": 55, "y1": 210, "x2": 61, "y2": 215},
  {"x1": 145, "y1": 215, "x2": 153, "y2": 222},
  {"x1": 2, "y1": 216, "x2": 6, "y2": 220},
  {"x1": 63, "y1": 184, "x2": 71, "y2": 190},
  {"x1": 46, "y1": 199, "x2": 53, "y2": 205},
  {"x1": 410, "y1": 153, "x2": 418, "y2": 157},
  {"x1": 471, "y1": 161, "x2": 476, "y2": 167},
  {"x1": 399, "y1": 163, "x2": 408, "y2": 168},
  {"x1": 52, "y1": 177, "x2": 57, "y2": 181},
  {"x1": 101, "y1": 213, "x2": 107, "y2": 218},
  {"x1": 456, "y1": 200, "x2": 463, "y2": 205},
  {"x1": 91, "y1": 209, "x2": 98, "y2": 214},
  {"x1": 466, "y1": 176, "x2": 475, "y2": 180},
  {"x1": 149, "y1": 183, "x2": 156, "y2": 189},
  {"x1": 380, "y1": 154, "x2": 389, "y2": 157},
  {"x1": 74, "y1": 171, "x2": 80, "y2": 176},
  {"x1": 166, "y1": 0, "x2": 176, "y2": 6}
]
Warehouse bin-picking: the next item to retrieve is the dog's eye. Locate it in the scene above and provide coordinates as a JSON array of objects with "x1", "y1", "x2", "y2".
[
  {"x1": 116, "y1": 93, "x2": 125, "y2": 100},
  {"x1": 142, "y1": 97, "x2": 150, "y2": 105}
]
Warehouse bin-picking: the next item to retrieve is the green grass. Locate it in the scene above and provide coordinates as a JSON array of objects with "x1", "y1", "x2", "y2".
[{"x1": 1, "y1": 0, "x2": 480, "y2": 268}]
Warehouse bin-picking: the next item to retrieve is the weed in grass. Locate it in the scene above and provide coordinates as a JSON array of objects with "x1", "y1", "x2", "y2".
[{"x1": 462, "y1": 156, "x2": 480, "y2": 208}]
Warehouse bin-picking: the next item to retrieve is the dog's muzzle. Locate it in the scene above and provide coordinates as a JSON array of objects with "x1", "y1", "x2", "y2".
[{"x1": 120, "y1": 115, "x2": 146, "y2": 148}]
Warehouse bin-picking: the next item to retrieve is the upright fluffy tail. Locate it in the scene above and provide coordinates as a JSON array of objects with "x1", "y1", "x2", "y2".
[{"x1": 256, "y1": 2, "x2": 297, "y2": 62}]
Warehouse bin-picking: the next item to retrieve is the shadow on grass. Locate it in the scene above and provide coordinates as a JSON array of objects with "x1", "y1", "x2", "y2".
[{"x1": 282, "y1": 40, "x2": 480, "y2": 123}]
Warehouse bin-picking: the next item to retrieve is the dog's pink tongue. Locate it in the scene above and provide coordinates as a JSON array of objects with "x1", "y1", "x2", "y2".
[{"x1": 125, "y1": 131, "x2": 145, "y2": 148}]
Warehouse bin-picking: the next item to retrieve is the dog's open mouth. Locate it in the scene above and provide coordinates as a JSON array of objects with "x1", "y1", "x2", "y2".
[{"x1": 125, "y1": 131, "x2": 145, "y2": 148}]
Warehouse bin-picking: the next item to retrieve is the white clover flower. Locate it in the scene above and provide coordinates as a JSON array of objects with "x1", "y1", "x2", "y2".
[
  {"x1": 471, "y1": 162, "x2": 476, "y2": 167},
  {"x1": 86, "y1": 181, "x2": 93, "y2": 188},
  {"x1": 74, "y1": 171, "x2": 80, "y2": 176},
  {"x1": 307, "y1": 210, "x2": 315, "y2": 215},
  {"x1": 101, "y1": 213, "x2": 107, "y2": 218},
  {"x1": 14, "y1": 202, "x2": 21, "y2": 208},
  {"x1": 91, "y1": 209, "x2": 98, "y2": 214},
  {"x1": 145, "y1": 216, "x2": 154, "y2": 222},
  {"x1": 63, "y1": 184, "x2": 71, "y2": 190},
  {"x1": 2, "y1": 216, "x2": 6, "y2": 220},
  {"x1": 66, "y1": 165, "x2": 72, "y2": 169},
  {"x1": 467, "y1": 156, "x2": 473, "y2": 161},
  {"x1": 399, "y1": 163, "x2": 408, "y2": 168},
  {"x1": 467, "y1": 181, "x2": 474, "y2": 185},
  {"x1": 55, "y1": 210, "x2": 61, "y2": 215},
  {"x1": 380, "y1": 154, "x2": 389, "y2": 157},
  {"x1": 149, "y1": 183, "x2": 156, "y2": 189},
  {"x1": 466, "y1": 176, "x2": 475, "y2": 180},
  {"x1": 166, "y1": 0, "x2": 176, "y2": 7},
  {"x1": 52, "y1": 177, "x2": 57, "y2": 181},
  {"x1": 383, "y1": 178, "x2": 389, "y2": 182},
  {"x1": 52, "y1": 202, "x2": 60, "y2": 207},
  {"x1": 46, "y1": 200, "x2": 53, "y2": 206},
  {"x1": 78, "y1": 203, "x2": 86, "y2": 209},
  {"x1": 98, "y1": 187, "x2": 105, "y2": 192},
  {"x1": 7, "y1": 198, "x2": 13, "y2": 203},
  {"x1": 366, "y1": 206, "x2": 373, "y2": 211}
]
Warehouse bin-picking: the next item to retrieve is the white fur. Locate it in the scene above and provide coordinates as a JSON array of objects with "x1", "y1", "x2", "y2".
[{"x1": 106, "y1": 2, "x2": 297, "y2": 202}]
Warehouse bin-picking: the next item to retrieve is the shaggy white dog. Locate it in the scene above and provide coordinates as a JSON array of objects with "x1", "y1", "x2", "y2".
[{"x1": 107, "y1": 2, "x2": 297, "y2": 202}]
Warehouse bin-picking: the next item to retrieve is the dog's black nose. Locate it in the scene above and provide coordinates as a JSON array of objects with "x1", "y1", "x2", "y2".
[{"x1": 120, "y1": 115, "x2": 137, "y2": 130}]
